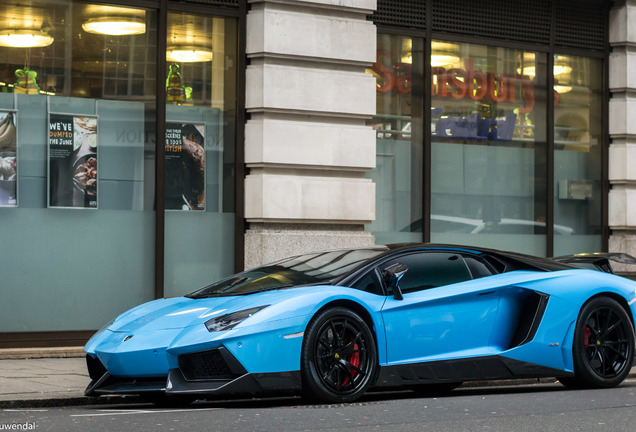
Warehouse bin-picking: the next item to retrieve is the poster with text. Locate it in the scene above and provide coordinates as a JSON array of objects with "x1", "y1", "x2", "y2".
[
  {"x1": 49, "y1": 114, "x2": 98, "y2": 208},
  {"x1": 165, "y1": 122, "x2": 205, "y2": 210},
  {"x1": 0, "y1": 110, "x2": 17, "y2": 207}
]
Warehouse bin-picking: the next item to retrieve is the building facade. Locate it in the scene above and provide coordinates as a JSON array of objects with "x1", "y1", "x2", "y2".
[{"x1": 0, "y1": 0, "x2": 634, "y2": 347}]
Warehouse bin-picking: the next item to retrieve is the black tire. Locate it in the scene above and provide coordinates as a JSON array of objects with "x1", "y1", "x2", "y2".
[
  {"x1": 560, "y1": 297, "x2": 634, "y2": 389},
  {"x1": 301, "y1": 307, "x2": 377, "y2": 403}
]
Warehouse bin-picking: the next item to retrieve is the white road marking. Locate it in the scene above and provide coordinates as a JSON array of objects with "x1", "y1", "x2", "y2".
[
  {"x1": 3, "y1": 409, "x2": 49, "y2": 412},
  {"x1": 70, "y1": 408, "x2": 214, "y2": 417}
]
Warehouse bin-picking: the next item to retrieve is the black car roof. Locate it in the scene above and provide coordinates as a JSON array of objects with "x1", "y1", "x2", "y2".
[{"x1": 380, "y1": 243, "x2": 578, "y2": 272}]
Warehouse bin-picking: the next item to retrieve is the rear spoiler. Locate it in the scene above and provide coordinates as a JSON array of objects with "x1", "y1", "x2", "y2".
[{"x1": 552, "y1": 253, "x2": 636, "y2": 274}]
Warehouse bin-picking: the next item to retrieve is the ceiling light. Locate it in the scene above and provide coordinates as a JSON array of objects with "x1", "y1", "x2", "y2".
[
  {"x1": 0, "y1": 29, "x2": 54, "y2": 48},
  {"x1": 554, "y1": 85, "x2": 572, "y2": 94},
  {"x1": 167, "y1": 46, "x2": 213, "y2": 63},
  {"x1": 553, "y1": 64, "x2": 572, "y2": 76},
  {"x1": 431, "y1": 54, "x2": 460, "y2": 67},
  {"x1": 82, "y1": 17, "x2": 146, "y2": 36}
]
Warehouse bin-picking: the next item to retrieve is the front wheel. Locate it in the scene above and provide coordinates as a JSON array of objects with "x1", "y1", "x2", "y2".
[
  {"x1": 560, "y1": 297, "x2": 634, "y2": 389},
  {"x1": 301, "y1": 307, "x2": 377, "y2": 403}
]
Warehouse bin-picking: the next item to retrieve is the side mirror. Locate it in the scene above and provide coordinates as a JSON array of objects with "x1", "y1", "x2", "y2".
[{"x1": 382, "y1": 262, "x2": 408, "y2": 301}]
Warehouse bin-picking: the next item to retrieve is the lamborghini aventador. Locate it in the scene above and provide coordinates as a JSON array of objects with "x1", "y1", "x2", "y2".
[{"x1": 85, "y1": 244, "x2": 636, "y2": 404}]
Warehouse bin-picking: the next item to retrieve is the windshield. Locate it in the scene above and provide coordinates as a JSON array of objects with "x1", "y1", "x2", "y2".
[{"x1": 187, "y1": 248, "x2": 386, "y2": 298}]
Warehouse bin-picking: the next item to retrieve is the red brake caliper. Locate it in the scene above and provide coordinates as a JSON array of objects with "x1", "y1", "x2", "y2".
[{"x1": 342, "y1": 343, "x2": 360, "y2": 386}]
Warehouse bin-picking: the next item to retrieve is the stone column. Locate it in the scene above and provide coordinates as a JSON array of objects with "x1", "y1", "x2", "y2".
[
  {"x1": 244, "y1": 0, "x2": 378, "y2": 269},
  {"x1": 609, "y1": 0, "x2": 636, "y2": 273}
]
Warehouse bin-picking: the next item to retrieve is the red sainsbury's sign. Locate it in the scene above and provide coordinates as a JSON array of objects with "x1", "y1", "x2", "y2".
[{"x1": 372, "y1": 52, "x2": 562, "y2": 113}]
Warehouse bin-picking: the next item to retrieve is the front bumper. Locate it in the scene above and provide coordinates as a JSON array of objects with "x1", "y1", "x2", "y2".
[{"x1": 85, "y1": 346, "x2": 301, "y2": 398}]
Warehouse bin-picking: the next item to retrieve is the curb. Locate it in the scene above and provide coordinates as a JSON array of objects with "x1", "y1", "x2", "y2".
[
  {"x1": 2, "y1": 373, "x2": 634, "y2": 409},
  {"x1": 0, "y1": 395, "x2": 143, "y2": 409},
  {"x1": 0, "y1": 347, "x2": 85, "y2": 360}
]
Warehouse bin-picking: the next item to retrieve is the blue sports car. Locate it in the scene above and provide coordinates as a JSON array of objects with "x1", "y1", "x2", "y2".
[{"x1": 85, "y1": 244, "x2": 636, "y2": 404}]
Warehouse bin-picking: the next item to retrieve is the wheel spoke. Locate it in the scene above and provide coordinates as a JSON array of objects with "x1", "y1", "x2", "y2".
[
  {"x1": 337, "y1": 361, "x2": 356, "y2": 385},
  {"x1": 340, "y1": 332, "x2": 363, "y2": 354},
  {"x1": 590, "y1": 311, "x2": 601, "y2": 336},
  {"x1": 338, "y1": 319, "x2": 348, "y2": 344},
  {"x1": 318, "y1": 338, "x2": 332, "y2": 351},
  {"x1": 602, "y1": 343, "x2": 628, "y2": 361},
  {"x1": 604, "y1": 320, "x2": 619, "y2": 337},
  {"x1": 322, "y1": 365, "x2": 338, "y2": 382},
  {"x1": 342, "y1": 359, "x2": 365, "y2": 377},
  {"x1": 329, "y1": 321, "x2": 339, "y2": 346},
  {"x1": 600, "y1": 309, "x2": 614, "y2": 338}
]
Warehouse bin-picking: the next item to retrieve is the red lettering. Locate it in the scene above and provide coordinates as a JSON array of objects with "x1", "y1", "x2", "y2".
[
  {"x1": 375, "y1": 50, "x2": 537, "y2": 114},
  {"x1": 393, "y1": 63, "x2": 412, "y2": 95},
  {"x1": 432, "y1": 67, "x2": 447, "y2": 97},
  {"x1": 447, "y1": 69, "x2": 467, "y2": 99},
  {"x1": 372, "y1": 50, "x2": 395, "y2": 93},
  {"x1": 506, "y1": 75, "x2": 516, "y2": 103}
]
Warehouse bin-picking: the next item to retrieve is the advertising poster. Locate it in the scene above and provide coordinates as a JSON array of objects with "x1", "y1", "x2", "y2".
[
  {"x1": 165, "y1": 122, "x2": 205, "y2": 211},
  {"x1": 0, "y1": 110, "x2": 17, "y2": 207},
  {"x1": 48, "y1": 114, "x2": 98, "y2": 208}
]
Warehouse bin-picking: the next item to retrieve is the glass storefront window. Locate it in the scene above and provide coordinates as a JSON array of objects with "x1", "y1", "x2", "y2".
[
  {"x1": 365, "y1": 34, "x2": 424, "y2": 244},
  {"x1": 430, "y1": 41, "x2": 548, "y2": 255},
  {"x1": 553, "y1": 55, "x2": 602, "y2": 255},
  {"x1": 163, "y1": 12, "x2": 237, "y2": 296},
  {"x1": 0, "y1": 1, "x2": 157, "y2": 331}
]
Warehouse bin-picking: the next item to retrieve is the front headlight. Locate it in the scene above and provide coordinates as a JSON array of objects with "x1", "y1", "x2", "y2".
[{"x1": 204, "y1": 305, "x2": 270, "y2": 332}]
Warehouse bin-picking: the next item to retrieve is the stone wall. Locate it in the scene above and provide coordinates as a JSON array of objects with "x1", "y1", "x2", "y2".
[
  {"x1": 609, "y1": 0, "x2": 636, "y2": 273},
  {"x1": 244, "y1": 0, "x2": 378, "y2": 269}
]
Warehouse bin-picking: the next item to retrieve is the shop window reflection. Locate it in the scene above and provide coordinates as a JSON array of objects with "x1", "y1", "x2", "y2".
[
  {"x1": 163, "y1": 11, "x2": 237, "y2": 297},
  {"x1": 0, "y1": 1, "x2": 159, "y2": 333},
  {"x1": 365, "y1": 34, "x2": 424, "y2": 245},
  {"x1": 430, "y1": 41, "x2": 548, "y2": 256},
  {"x1": 553, "y1": 54, "x2": 602, "y2": 255}
]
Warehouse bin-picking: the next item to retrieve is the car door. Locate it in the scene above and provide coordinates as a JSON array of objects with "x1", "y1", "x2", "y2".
[{"x1": 380, "y1": 251, "x2": 501, "y2": 365}]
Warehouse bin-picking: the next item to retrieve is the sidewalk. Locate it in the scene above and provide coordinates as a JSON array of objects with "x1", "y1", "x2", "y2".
[
  {"x1": 0, "y1": 348, "x2": 141, "y2": 408},
  {"x1": 1, "y1": 348, "x2": 635, "y2": 408}
]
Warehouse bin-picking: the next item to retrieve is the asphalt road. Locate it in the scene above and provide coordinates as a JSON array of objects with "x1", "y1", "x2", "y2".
[{"x1": 2, "y1": 381, "x2": 635, "y2": 432}]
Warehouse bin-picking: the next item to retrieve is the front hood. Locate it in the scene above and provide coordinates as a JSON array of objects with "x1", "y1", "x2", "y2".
[{"x1": 107, "y1": 290, "x2": 300, "y2": 333}]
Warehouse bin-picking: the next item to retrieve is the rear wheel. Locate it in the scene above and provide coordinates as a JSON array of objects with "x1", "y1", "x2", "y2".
[
  {"x1": 301, "y1": 307, "x2": 377, "y2": 403},
  {"x1": 560, "y1": 297, "x2": 634, "y2": 389}
]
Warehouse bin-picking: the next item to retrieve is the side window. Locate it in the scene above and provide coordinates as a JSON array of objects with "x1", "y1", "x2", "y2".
[
  {"x1": 463, "y1": 256, "x2": 494, "y2": 279},
  {"x1": 350, "y1": 271, "x2": 383, "y2": 295},
  {"x1": 381, "y1": 252, "x2": 472, "y2": 294}
]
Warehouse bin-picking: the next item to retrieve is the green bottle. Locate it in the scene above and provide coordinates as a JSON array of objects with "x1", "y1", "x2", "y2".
[{"x1": 166, "y1": 63, "x2": 185, "y2": 104}]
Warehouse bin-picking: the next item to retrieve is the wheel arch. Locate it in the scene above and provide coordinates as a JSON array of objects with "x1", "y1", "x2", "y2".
[
  {"x1": 583, "y1": 292, "x2": 635, "y2": 329},
  {"x1": 308, "y1": 300, "x2": 382, "y2": 368},
  {"x1": 311, "y1": 300, "x2": 378, "y2": 341}
]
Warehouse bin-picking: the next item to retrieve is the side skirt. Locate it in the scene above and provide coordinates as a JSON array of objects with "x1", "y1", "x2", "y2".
[{"x1": 374, "y1": 355, "x2": 572, "y2": 387}]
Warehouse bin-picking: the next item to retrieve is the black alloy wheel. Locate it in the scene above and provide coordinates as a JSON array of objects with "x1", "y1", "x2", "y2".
[
  {"x1": 560, "y1": 297, "x2": 634, "y2": 389},
  {"x1": 301, "y1": 307, "x2": 377, "y2": 403}
]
